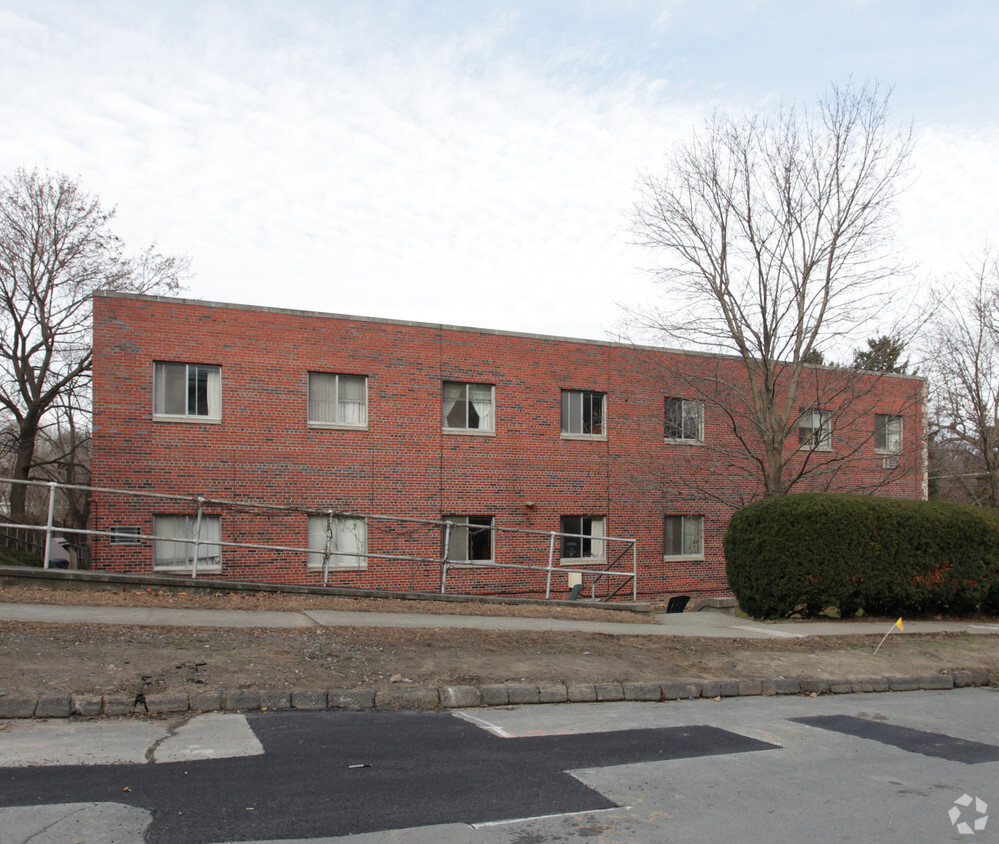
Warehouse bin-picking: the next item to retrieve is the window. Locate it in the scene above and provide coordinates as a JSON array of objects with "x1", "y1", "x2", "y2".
[
  {"x1": 443, "y1": 515, "x2": 493, "y2": 563},
  {"x1": 153, "y1": 515, "x2": 221, "y2": 569},
  {"x1": 154, "y1": 363, "x2": 221, "y2": 420},
  {"x1": 307, "y1": 515, "x2": 367, "y2": 569},
  {"x1": 664, "y1": 515, "x2": 704, "y2": 558},
  {"x1": 560, "y1": 515, "x2": 605, "y2": 560},
  {"x1": 875, "y1": 414, "x2": 903, "y2": 453},
  {"x1": 109, "y1": 526, "x2": 141, "y2": 545},
  {"x1": 664, "y1": 398, "x2": 703, "y2": 441},
  {"x1": 561, "y1": 390, "x2": 605, "y2": 437},
  {"x1": 798, "y1": 408, "x2": 831, "y2": 450},
  {"x1": 308, "y1": 373, "x2": 367, "y2": 427},
  {"x1": 443, "y1": 382, "x2": 494, "y2": 432}
]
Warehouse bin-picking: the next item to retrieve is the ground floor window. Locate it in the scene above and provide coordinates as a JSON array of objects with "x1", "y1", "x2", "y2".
[
  {"x1": 152, "y1": 515, "x2": 222, "y2": 569},
  {"x1": 664, "y1": 515, "x2": 703, "y2": 559},
  {"x1": 443, "y1": 515, "x2": 493, "y2": 562},
  {"x1": 307, "y1": 515, "x2": 367, "y2": 569},
  {"x1": 560, "y1": 515, "x2": 605, "y2": 560}
]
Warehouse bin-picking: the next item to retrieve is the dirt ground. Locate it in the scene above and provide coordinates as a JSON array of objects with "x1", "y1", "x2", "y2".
[{"x1": 2, "y1": 584, "x2": 998, "y2": 698}]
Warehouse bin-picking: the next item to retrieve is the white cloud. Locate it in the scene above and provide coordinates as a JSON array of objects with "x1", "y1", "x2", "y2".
[{"x1": 0, "y1": 0, "x2": 996, "y2": 344}]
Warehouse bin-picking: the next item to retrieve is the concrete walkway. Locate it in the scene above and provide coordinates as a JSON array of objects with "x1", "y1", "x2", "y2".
[{"x1": 2, "y1": 601, "x2": 998, "y2": 639}]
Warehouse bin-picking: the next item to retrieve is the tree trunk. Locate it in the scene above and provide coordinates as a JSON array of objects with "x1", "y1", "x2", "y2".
[{"x1": 9, "y1": 416, "x2": 39, "y2": 523}]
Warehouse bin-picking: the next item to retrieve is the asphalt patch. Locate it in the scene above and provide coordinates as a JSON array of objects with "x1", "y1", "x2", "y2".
[
  {"x1": 0, "y1": 710, "x2": 777, "y2": 842},
  {"x1": 791, "y1": 714, "x2": 999, "y2": 764}
]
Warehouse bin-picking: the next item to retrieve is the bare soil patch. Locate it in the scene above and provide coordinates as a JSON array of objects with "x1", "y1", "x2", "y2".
[{"x1": 2, "y1": 585, "x2": 998, "y2": 698}]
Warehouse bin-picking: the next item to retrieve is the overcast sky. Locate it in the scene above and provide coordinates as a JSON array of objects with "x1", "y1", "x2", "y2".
[{"x1": 1, "y1": 0, "x2": 997, "y2": 342}]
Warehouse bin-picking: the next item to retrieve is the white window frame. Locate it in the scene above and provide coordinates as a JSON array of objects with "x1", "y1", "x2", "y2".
[
  {"x1": 561, "y1": 390, "x2": 606, "y2": 439},
  {"x1": 664, "y1": 515, "x2": 704, "y2": 560},
  {"x1": 559, "y1": 515, "x2": 606, "y2": 562},
  {"x1": 664, "y1": 398, "x2": 704, "y2": 442},
  {"x1": 307, "y1": 373, "x2": 368, "y2": 429},
  {"x1": 307, "y1": 515, "x2": 368, "y2": 570},
  {"x1": 153, "y1": 362, "x2": 222, "y2": 422},
  {"x1": 798, "y1": 408, "x2": 831, "y2": 451},
  {"x1": 152, "y1": 514, "x2": 222, "y2": 571},
  {"x1": 875, "y1": 414, "x2": 903, "y2": 453},
  {"x1": 442, "y1": 382, "x2": 495, "y2": 433},
  {"x1": 443, "y1": 515, "x2": 494, "y2": 564}
]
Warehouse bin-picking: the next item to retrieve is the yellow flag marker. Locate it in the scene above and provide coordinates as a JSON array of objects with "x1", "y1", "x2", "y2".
[{"x1": 875, "y1": 617, "x2": 904, "y2": 654}]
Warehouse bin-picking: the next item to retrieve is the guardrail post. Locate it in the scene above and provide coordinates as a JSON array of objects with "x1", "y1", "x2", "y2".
[
  {"x1": 633, "y1": 540, "x2": 638, "y2": 602},
  {"x1": 545, "y1": 531, "x2": 556, "y2": 599},
  {"x1": 440, "y1": 522, "x2": 452, "y2": 594},
  {"x1": 322, "y1": 511, "x2": 333, "y2": 587},
  {"x1": 42, "y1": 481, "x2": 57, "y2": 569},
  {"x1": 191, "y1": 497, "x2": 204, "y2": 578}
]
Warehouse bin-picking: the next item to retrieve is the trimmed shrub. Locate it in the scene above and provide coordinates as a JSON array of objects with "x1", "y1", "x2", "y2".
[{"x1": 724, "y1": 494, "x2": 999, "y2": 619}]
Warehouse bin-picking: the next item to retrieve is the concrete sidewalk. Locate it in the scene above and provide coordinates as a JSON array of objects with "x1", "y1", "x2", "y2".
[{"x1": 3, "y1": 601, "x2": 999, "y2": 639}]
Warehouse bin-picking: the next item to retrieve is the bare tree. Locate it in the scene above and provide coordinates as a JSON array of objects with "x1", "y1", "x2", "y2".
[
  {"x1": 632, "y1": 81, "x2": 915, "y2": 499},
  {"x1": 927, "y1": 249, "x2": 999, "y2": 507},
  {"x1": 0, "y1": 168, "x2": 188, "y2": 522}
]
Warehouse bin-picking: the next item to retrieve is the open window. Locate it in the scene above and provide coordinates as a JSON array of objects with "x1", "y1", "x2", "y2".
[
  {"x1": 561, "y1": 390, "x2": 606, "y2": 437},
  {"x1": 443, "y1": 515, "x2": 493, "y2": 562},
  {"x1": 560, "y1": 515, "x2": 605, "y2": 561},
  {"x1": 153, "y1": 363, "x2": 221, "y2": 420},
  {"x1": 443, "y1": 382, "x2": 494, "y2": 432}
]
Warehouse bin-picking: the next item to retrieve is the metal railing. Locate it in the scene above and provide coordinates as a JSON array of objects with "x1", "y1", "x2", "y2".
[{"x1": 0, "y1": 477, "x2": 638, "y2": 602}]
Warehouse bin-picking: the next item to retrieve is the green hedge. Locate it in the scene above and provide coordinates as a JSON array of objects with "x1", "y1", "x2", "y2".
[{"x1": 723, "y1": 494, "x2": 999, "y2": 619}]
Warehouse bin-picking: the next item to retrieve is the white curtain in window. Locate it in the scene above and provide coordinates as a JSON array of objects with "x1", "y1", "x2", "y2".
[
  {"x1": 338, "y1": 376, "x2": 366, "y2": 425},
  {"x1": 589, "y1": 517, "x2": 605, "y2": 559},
  {"x1": 469, "y1": 384, "x2": 493, "y2": 431},
  {"x1": 337, "y1": 517, "x2": 366, "y2": 567},
  {"x1": 154, "y1": 515, "x2": 221, "y2": 567},
  {"x1": 442, "y1": 382, "x2": 463, "y2": 426},
  {"x1": 307, "y1": 515, "x2": 332, "y2": 567},
  {"x1": 155, "y1": 363, "x2": 187, "y2": 415},
  {"x1": 684, "y1": 401, "x2": 703, "y2": 439},
  {"x1": 205, "y1": 367, "x2": 222, "y2": 419},
  {"x1": 886, "y1": 418, "x2": 902, "y2": 452},
  {"x1": 683, "y1": 517, "x2": 703, "y2": 556},
  {"x1": 308, "y1": 515, "x2": 366, "y2": 568},
  {"x1": 309, "y1": 374, "x2": 338, "y2": 423}
]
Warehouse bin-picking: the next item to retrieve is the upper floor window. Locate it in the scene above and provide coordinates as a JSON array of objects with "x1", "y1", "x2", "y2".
[
  {"x1": 307, "y1": 515, "x2": 367, "y2": 569},
  {"x1": 443, "y1": 515, "x2": 493, "y2": 563},
  {"x1": 560, "y1": 515, "x2": 605, "y2": 561},
  {"x1": 153, "y1": 514, "x2": 221, "y2": 570},
  {"x1": 443, "y1": 382, "x2": 494, "y2": 432},
  {"x1": 875, "y1": 414, "x2": 903, "y2": 453},
  {"x1": 664, "y1": 398, "x2": 703, "y2": 441},
  {"x1": 154, "y1": 362, "x2": 221, "y2": 420},
  {"x1": 664, "y1": 515, "x2": 704, "y2": 559},
  {"x1": 561, "y1": 390, "x2": 605, "y2": 437},
  {"x1": 798, "y1": 408, "x2": 831, "y2": 450},
  {"x1": 308, "y1": 373, "x2": 367, "y2": 428}
]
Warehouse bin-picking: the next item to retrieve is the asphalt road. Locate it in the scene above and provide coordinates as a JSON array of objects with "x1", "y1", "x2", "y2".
[{"x1": 2, "y1": 689, "x2": 999, "y2": 842}]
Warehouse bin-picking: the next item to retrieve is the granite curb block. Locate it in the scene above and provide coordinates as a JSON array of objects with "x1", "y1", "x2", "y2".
[{"x1": 0, "y1": 671, "x2": 992, "y2": 719}]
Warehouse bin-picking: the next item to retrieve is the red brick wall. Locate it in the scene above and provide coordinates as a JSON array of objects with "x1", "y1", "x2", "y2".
[{"x1": 90, "y1": 292, "x2": 927, "y2": 602}]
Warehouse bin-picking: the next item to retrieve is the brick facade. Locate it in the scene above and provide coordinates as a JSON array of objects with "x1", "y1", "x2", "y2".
[{"x1": 90, "y1": 292, "x2": 927, "y2": 603}]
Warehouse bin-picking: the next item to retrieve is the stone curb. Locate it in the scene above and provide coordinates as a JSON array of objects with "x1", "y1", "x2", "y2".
[{"x1": 0, "y1": 670, "x2": 992, "y2": 719}]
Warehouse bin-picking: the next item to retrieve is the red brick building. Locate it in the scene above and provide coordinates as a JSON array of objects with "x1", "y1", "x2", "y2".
[{"x1": 90, "y1": 292, "x2": 926, "y2": 602}]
